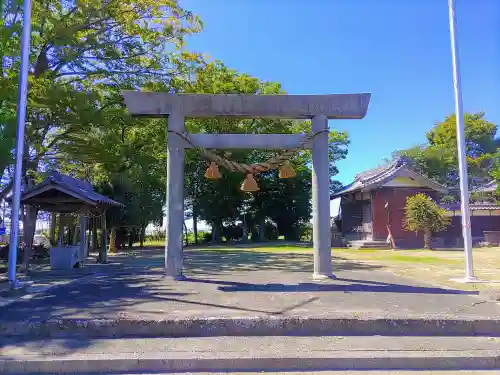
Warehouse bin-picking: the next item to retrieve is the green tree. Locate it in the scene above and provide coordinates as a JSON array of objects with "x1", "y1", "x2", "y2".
[
  {"x1": 404, "y1": 193, "x2": 450, "y2": 249},
  {"x1": 249, "y1": 167, "x2": 312, "y2": 241},
  {"x1": 56, "y1": 97, "x2": 168, "y2": 255},
  {"x1": 0, "y1": 0, "x2": 201, "y2": 266},
  {"x1": 178, "y1": 61, "x2": 349, "y2": 241},
  {"x1": 491, "y1": 150, "x2": 500, "y2": 191},
  {"x1": 400, "y1": 113, "x2": 498, "y2": 190},
  {"x1": 0, "y1": 0, "x2": 202, "y2": 192}
]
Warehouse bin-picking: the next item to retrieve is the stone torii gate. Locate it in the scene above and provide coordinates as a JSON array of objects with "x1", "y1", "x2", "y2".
[{"x1": 123, "y1": 92, "x2": 371, "y2": 280}]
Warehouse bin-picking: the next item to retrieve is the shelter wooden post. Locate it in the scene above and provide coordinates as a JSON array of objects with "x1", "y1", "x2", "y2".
[
  {"x1": 101, "y1": 210, "x2": 108, "y2": 263},
  {"x1": 79, "y1": 213, "x2": 87, "y2": 261},
  {"x1": 312, "y1": 115, "x2": 333, "y2": 278},
  {"x1": 165, "y1": 110, "x2": 186, "y2": 280},
  {"x1": 49, "y1": 213, "x2": 56, "y2": 245},
  {"x1": 57, "y1": 214, "x2": 64, "y2": 245},
  {"x1": 92, "y1": 217, "x2": 98, "y2": 250}
]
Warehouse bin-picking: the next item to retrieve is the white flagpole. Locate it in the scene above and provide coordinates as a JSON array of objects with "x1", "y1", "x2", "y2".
[
  {"x1": 448, "y1": 0, "x2": 475, "y2": 281},
  {"x1": 7, "y1": 0, "x2": 33, "y2": 288}
]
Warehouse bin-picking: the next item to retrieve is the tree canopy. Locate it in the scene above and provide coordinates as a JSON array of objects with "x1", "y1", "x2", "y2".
[
  {"x1": 0, "y1": 1, "x2": 351, "y2": 255},
  {"x1": 398, "y1": 112, "x2": 498, "y2": 191},
  {"x1": 180, "y1": 61, "x2": 349, "y2": 242}
]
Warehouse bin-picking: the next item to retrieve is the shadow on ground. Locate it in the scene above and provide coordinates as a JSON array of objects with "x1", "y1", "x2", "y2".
[
  {"x1": 129, "y1": 249, "x2": 384, "y2": 275},
  {"x1": 182, "y1": 276, "x2": 477, "y2": 295}
]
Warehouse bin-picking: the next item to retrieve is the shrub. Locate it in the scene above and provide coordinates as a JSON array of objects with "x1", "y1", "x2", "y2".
[{"x1": 404, "y1": 193, "x2": 450, "y2": 249}]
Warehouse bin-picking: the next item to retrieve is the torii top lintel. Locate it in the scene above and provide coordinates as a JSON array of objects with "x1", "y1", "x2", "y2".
[{"x1": 122, "y1": 92, "x2": 371, "y2": 119}]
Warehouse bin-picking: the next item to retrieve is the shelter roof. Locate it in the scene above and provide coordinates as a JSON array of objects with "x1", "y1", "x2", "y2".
[{"x1": 17, "y1": 171, "x2": 122, "y2": 213}]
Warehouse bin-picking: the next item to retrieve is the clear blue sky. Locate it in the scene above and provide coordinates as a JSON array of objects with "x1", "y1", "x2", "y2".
[{"x1": 181, "y1": 0, "x2": 500, "y2": 185}]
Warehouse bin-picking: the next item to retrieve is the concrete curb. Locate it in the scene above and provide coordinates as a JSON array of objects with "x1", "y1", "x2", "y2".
[
  {"x1": 3, "y1": 316, "x2": 500, "y2": 338},
  {"x1": 1, "y1": 351, "x2": 500, "y2": 374}
]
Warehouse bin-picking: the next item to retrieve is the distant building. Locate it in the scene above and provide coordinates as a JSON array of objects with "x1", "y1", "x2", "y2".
[{"x1": 331, "y1": 157, "x2": 500, "y2": 249}]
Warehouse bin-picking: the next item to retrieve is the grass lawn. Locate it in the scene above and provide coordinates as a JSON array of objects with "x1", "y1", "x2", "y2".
[{"x1": 334, "y1": 247, "x2": 500, "y2": 291}]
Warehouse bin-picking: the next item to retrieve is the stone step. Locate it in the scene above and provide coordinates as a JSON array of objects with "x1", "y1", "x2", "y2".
[
  {"x1": 353, "y1": 244, "x2": 390, "y2": 249},
  {"x1": 348, "y1": 241, "x2": 391, "y2": 250},
  {"x1": 4, "y1": 316, "x2": 500, "y2": 338},
  {"x1": 1, "y1": 336, "x2": 500, "y2": 373},
  {"x1": 117, "y1": 373, "x2": 500, "y2": 375}
]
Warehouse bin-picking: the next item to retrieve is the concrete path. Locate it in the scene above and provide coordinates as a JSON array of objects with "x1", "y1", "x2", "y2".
[
  {"x1": 0, "y1": 249, "x2": 500, "y2": 335},
  {"x1": 2, "y1": 249, "x2": 500, "y2": 320},
  {"x1": 1, "y1": 248, "x2": 500, "y2": 338}
]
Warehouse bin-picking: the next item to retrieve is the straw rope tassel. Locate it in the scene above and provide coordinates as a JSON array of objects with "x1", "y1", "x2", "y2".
[{"x1": 171, "y1": 130, "x2": 327, "y2": 192}]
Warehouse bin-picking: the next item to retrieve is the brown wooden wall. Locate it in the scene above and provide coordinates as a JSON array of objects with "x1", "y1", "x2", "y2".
[
  {"x1": 339, "y1": 186, "x2": 500, "y2": 248},
  {"x1": 436, "y1": 215, "x2": 500, "y2": 246},
  {"x1": 371, "y1": 187, "x2": 440, "y2": 248}
]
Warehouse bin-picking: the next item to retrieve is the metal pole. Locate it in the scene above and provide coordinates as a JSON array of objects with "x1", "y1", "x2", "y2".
[
  {"x1": 7, "y1": 0, "x2": 33, "y2": 288},
  {"x1": 448, "y1": 0, "x2": 475, "y2": 280}
]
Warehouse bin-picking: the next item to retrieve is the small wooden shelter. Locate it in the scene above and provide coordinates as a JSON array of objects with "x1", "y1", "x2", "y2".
[{"x1": 18, "y1": 171, "x2": 122, "y2": 263}]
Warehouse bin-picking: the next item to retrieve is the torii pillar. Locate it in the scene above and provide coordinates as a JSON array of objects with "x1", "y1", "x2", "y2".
[{"x1": 123, "y1": 93, "x2": 371, "y2": 280}]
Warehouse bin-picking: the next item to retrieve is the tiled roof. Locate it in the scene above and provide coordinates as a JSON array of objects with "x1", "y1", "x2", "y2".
[
  {"x1": 440, "y1": 202, "x2": 500, "y2": 211},
  {"x1": 21, "y1": 171, "x2": 123, "y2": 208},
  {"x1": 474, "y1": 181, "x2": 497, "y2": 193},
  {"x1": 330, "y1": 157, "x2": 448, "y2": 199}
]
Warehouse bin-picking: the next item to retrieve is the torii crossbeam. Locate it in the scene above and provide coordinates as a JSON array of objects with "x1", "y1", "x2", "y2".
[{"x1": 123, "y1": 92, "x2": 371, "y2": 280}]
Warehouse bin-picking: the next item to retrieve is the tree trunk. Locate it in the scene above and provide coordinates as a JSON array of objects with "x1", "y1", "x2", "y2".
[
  {"x1": 97, "y1": 211, "x2": 108, "y2": 263},
  {"x1": 92, "y1": 218, "x2": 98, "y2": 251},
  {"x1": 211, "y1": 221, "x2": 218, "y2": 244},
  {"x1": 72, "y1": 222, "x2": 79, "y2": 245},
  {"x1": 423, "y1": 228, "x2": 431, "y2": 249},
  {"x1": 22, "y1": 205, "x2": 38, "y2": 273},
  {"x1": 193, "y1": 209, "x2": 198, "y2": 244},
  {"x1": 67, "y1": 224, "x2": 73, "y2": 245},
  {"x1": 109, "y1": 228, "x2": 118, "y2": 253},
  {"x1": 20, "y1": 205, "x2": 26, "y2": 241},
  {"x1": 212, "y1": 220, "x2": 222, "y2": 244},
  {"x1": 87, "y1": 225, "x2": 92, "y2": 250},
  {"x1": 58, "y1": 214, "x2": 65, "y2": 245},
  {"x1": 241, "y1": 214, "x2": 248, "y2": 243},
  {"x1": 116, "y1": 228, "x2": 124, "y2": 250},
  {"x1": 49, "y1": 213, "x2": 57, "y2": 246},
  {"x1": 259, "y1": 219, "x2": 265, "y2": 242},
  {"x1": 140, "y1": 225, "x2": 145, "y2": 249},
  {"x1": 128, "y1": 230, "x2": 134, "y2": 249},
  {"x1": 183, "y1": 220, "x2": 189, "y2": 246}
]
